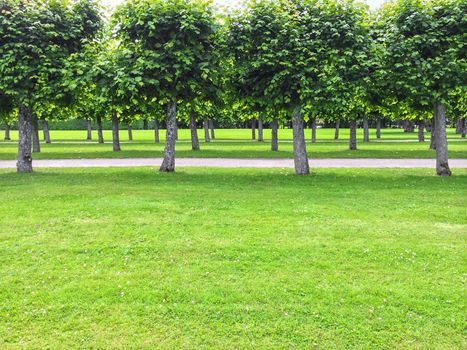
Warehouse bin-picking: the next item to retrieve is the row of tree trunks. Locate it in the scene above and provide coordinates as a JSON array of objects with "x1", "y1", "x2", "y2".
[
  {"x1": 334, "y1": 120, "x2": 340, "y2": 140},
  {"x1": 160, "y1": 100, "x2": 177, "y2": 172},
  {"x1": 4, "y1": 123, "x2": 11, "y2": 140},
  {"x1": 403, "y1": 119, "x2": 415, "y2": 133},
  {"x1": 190, "y1": 111, "x2": 200, "y2": 150},
  {"x1": 17, "y1": 105, "x2": 33, "y2": 172},
  {"x1": 41, "y1": 119, "x2": 51, "y2": 144},
  {"x1": 271, "y1": 117, "x2": 278, "y2": 151},
  {"x1": 112, "y1": 111, "x2": 121, "y2": 152},
  {"x1": 363, "y1": 116, "x2": 370, "y2": 142},
  {"x1": 203, "y1": 118, "x2": 210, "y2": 142},
  {"x1": 292, "y1": 106, "x2": 310, "y2": 175}
]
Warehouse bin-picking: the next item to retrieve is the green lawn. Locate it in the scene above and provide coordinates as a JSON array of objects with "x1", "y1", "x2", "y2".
[
  {"x1": 1, "y1": 128, "x2": 466, "y2": 159},
  {"x1": 0, "y1": 167, "x2": 465, "y2": 349}
]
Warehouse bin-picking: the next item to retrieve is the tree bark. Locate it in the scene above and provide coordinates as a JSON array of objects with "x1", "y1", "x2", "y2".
[
  {"x1": 251, "y1": 119, "x2": 256, "y2": 140},
  {"x1": 154, "y1": 118, "x2": 160, "y2": 143},
  {"x1": 143, "y1": 118, "x2": 149, "y2": 130},
  {"x1": 334, "y1": 120, "x2": 340, "y2": 140},
  {"x1": 174, "y1": 123, "x2": 178, "y2": 141},
  {"x1": 258, "y1": 117, "x2": 264, "y2": 142},
  {"x1": 457, "y1": 119, "x2": 463, "y2": 134},
  {"x1": 462, "y1": 118, "x2": 466, "y2": 138},
  {"x1": 86, "y1": 119, "x2": 92, "y2": 140},
  {"x1": 97, "y1": 116, "x2": 104, "y2": 143},
  {"x1": 349, "y1": 120, "x2": 357, "y2": 150},
  {"x1": 430, "y1": 119, "x2": 436, "y2": 150},
  {"x1": 434, "y1": 103, "x2": 451, "y2": 176},
  {"x1": 271, "y1": 117, "x2": 279, "y2": 151},
  {"x1": 209, "y1": 119, "x2": 215, "y2": 139},
  {"x1": 41, "y1": 119, "x2": 51, "y2": 143},
  {"x1": 418, "y1": 120, "x2": 425, "y2": 142},
  {"x1": 112, "y1": 111, "x2": 121, "y2": 152},
  {"x1": 127, "y1": 125, "x2": 133, "y2": 141},
  {"x1": 310, "y1": 118, "x2": 316, "y2": 143},
  {"x1": 189, "y1": 111, "x2": 200, "y2": 150},
  {"x1": 4, "y1": 123, "x2": 11, "y2": 140},
  {"x1": 363, "y1": 116, "x2": 369, "y2": 142},
  {"x1": 17, "y1": 106, "x2": 33, "y2": 172},
  {"x1": 292, "y1": 106, "x2": 310, "y2": 175},
  {"x1": 32, "y1": 116, "x2": 40, "y2": 153},
  {"x1": 203, "y1": 118, "x2": 210, "y2": 143},
  {"x1": 376, "y1": 117, "x2": 381, "y2": 139},
  {"x1": 160, "y1": 100, "x2": 177, "y2": 172}
]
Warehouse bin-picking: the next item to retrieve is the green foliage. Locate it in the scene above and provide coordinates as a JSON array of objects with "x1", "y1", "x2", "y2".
[
  {"x1": 0, "y1": 0, "x2": 103, "y2": 110},
  {"x1": 380, "y1": 0, "x2": 466, "y2": 106},
  {"x1": 114, "y1": 0, "x2": 222, "y2": 103}
]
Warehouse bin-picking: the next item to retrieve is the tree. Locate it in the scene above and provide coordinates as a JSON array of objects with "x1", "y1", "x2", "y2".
[
  {"x1": 0, "y1": 0, "x2": 102, "y2": 172},
  {"x1": 115, "y1": 0, "x2": 221, "y2": 172},
  {"x1": 381, "y1": 0, "x2": 466, "y2": 176}
]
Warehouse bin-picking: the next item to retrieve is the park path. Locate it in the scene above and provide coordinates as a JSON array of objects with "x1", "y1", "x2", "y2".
[{"x1": 0, "y1": 158, "x2": 467, "y2": 169}]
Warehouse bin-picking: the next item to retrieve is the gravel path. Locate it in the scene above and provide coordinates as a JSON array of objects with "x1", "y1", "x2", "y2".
[{"x1": 0, "y1": 158, "x2": 467, "y2": 169}]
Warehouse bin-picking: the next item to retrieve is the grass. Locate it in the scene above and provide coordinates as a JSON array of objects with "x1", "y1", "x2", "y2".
[
  {"x1": 1, "y1": 128, "x2": 466, "y2": 160},
  {"x1": 0, "y1": 167, "x2": 465, "y2": 349}
]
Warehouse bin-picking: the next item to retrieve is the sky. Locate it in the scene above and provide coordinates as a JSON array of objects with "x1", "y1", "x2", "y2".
[{"x1": 102, "y1": 0, "x2": 386, "y2": 10}]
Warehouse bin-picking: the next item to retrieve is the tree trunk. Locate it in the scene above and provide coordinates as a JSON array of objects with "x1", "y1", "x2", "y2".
[
  {"x1": 4, "y1": 123, "x2": 11, "y2": 140},
  {"x1": 457, "y1": 119, "x2": 463, "y2": 134},
  {"x1": 418, "y1": 120, "x2": 425, "y2": 142},
  {"x1": 174, "y1": 123, "x2": 178, "y2": 141},
  {"x1": 154, "y1": 118, "x2": 160, "y2": 143},
  {"x1": 127, "y1": 125, "x2": 133, "y2": 141},
  {"x1": 462, "y1": 118, "x2": 466, "y2": 138},
  {"x1": 258, "y1": 117, "x2": 264, "y2": 142},
  {"x1": 430, "y1": 119, "x2": 436, "y2": 150},
  {"x1": 112, "y1": 111, "x2": 121, "y2": 152},
  {"x1": 310, "y1": 118, "x2": 316, "y2": 143},
  {"x1": 203, "y1": 118, "x2": 210, "y2": 143},
  {"x1": 17, "y1": 106, "x2": 33, "y2": 172},
  {"x1": 160, "y1": 100, "x2": 177, "y2": 172},
  {"x1": 349, "y1": 120, "x2": 357, "y2": 150},
  {"x1": 363, "y1": 116, "x2": 369, "y2": 142},
  {"x1": 292, "y1": 106, "x2": 310, "y2": 175},
  {"x1": 209, "y1": 119, "x2": 215, "y2": 139},
  {"x1": 334, "y1": 120, "x2": 340, "y2": 140},
  {"x1": 97, "y1": 116, "x2": 104, "y2": 143},
  {"x1": 189, "y1": 111, "x2": 200, "y2": 151},
  {"x1": 271, "y1": 117, "x2": 279, "y2": 151},
  {"x1": 434, "y1": 103, "x2": 451, "y2": 176},
  {"x1": 41, "y1": 119, "x2": 51, "y2": 144},
  {"x1": 32, "y1": 116, "x2": 40, "y2": 153},
  {"x1": 376, "y1": 117, "x2": 381, "y2": 139},
  {"x1": 86, "y1": 120, "x2": 92, "y2": 140},
  {"x1": 143, "y1": 118, "x2": 149, "y2": 130},
  {"x1": 251, "y1": 119, "x2": 256, "y2": 140}
]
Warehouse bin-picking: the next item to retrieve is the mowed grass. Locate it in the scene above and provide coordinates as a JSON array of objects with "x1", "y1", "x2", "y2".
[
  {"x1": 1, "y1": 128, "x2": 466, "y2": 160},
  {"x1": 0, "y1": 167, "x2": 466, "y2": 349}
]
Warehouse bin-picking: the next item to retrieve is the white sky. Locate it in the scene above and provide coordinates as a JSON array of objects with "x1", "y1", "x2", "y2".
[{"x1": 101, "y1": 0, "x2": 386, "y2": 10}]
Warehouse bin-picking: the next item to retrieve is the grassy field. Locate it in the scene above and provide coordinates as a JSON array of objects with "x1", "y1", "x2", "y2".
[
  {"x1": 1, "y1": 128, "x2": 466, "y2": 160},
  {"x1": 0, "y1": 167, "x2": 465, "y2": 349}
]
